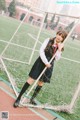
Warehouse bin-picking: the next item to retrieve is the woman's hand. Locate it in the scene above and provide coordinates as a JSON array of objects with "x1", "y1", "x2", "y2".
[
  {"x1": 46, "y1": 63, "x2": 51, "y2": 68},
  {"x1": 58, "y1": 43, "x2": 64, "y2": 51}
]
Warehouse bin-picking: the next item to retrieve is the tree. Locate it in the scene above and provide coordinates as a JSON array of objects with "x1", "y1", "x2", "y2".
[
  {"x1": 50, "y1": 16, "x2": 60, "y2": 30},
  {"x1": 8, "y1": 0, "x2": 16, "y2": 17},
  {"x1": 65, "y1": 21, "x2": 75, "y2": 33},
  {"x1": 44, "y1": 13, "x2": 48, "y2": 23},
  {"x1": 49, "y1": 14, "x2": 55, "y2": 29},
  {"x1": 50, "y1": 14, "x2": 55, "y2": 23},
  {"x1": 0, "y1": 0, "x2": 6, "y2": 11},
  {"x1": 54, "y1": 16, "x2": 60, "y2": 28},
  {"x1": 20, "y1": 13, "x2": 25, "y2": 21},
  {"x1": 44, "y1": 13, "x2": 48, "y2": 29}
]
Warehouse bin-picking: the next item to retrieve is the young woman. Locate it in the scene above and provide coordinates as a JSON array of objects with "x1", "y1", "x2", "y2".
[{"x1": 13, "y1": 30, "x2": 68, "y2": 107}]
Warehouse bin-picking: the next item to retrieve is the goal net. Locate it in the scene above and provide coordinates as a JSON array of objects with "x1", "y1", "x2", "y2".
[{"x1": 0, "y1": 8, "x2": 80, "y2": 113}]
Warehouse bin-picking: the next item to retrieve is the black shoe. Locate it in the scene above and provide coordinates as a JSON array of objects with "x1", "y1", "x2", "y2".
[
  {"x1": 13, "y1": 99, "x2": 20, "y2": 108},
  {"x1": 30, "y1": 99, "x2": 37, "y2": 105}
]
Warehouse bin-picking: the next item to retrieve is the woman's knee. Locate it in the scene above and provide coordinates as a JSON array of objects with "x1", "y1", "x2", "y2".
[
  {"x1": 27, "y1": 77, "x2": 34, "y2": 85},
  {"x1": 38, "y1": 81, "x2": 44, "y2": 86}
]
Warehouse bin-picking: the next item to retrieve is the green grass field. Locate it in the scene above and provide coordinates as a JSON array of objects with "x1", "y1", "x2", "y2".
[{"x1": 0, "y1": 15, "x2": 80, "y2": 120}]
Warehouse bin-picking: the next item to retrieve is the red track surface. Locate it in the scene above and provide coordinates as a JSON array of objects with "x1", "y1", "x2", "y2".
[{"x1": 0, "y1": 89, "x2": 44, "y2": 120}]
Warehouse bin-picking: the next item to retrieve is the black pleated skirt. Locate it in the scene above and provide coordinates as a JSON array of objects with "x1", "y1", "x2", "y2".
[{"x1": 29, "y1": 57, "x2": 54, "y2": 83}]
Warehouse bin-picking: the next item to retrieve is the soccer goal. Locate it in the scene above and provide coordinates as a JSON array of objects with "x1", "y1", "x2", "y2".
[
  {"x1": 0, "y1": 7, "x2": 80, "y2": 113},
  {"x1": 21, "y1": 13, "x2": 80, "y2": 113}
]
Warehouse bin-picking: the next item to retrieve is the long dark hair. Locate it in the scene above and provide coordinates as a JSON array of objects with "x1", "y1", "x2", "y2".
[
  {"x1": 45, "y1": 38, "x2": 56, "y2": 56},
  {"x1": 45, "y1": 30, "x2": 68, "y2": 53}
]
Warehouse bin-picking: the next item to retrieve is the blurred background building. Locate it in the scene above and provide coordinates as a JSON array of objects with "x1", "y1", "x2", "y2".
[{"x1": 4, "y1": 0, "x2": 80, "y2": 39}]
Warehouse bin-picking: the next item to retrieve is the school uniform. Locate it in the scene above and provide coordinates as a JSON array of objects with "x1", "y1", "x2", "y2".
[{"x1": 29, "y1": 38, "x2": 61, "y2": 83}]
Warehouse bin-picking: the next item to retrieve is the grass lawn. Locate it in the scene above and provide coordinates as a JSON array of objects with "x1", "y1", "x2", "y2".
[{"x1": 0, "y1": 15, "x2": 80, "y2": 120}]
